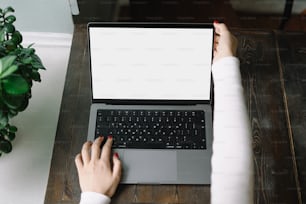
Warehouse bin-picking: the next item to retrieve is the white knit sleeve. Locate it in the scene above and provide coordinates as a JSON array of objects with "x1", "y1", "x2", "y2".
[
  {"x1": 211, "y1": 56, "x2": 254, "y2": 204},
  {"x1": 79, "y1": 192, "x2": 111, "y2": 204}
]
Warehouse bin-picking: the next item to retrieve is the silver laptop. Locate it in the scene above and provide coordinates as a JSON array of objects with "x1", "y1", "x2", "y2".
[{"x1": 87, "y1": 22, "x2": 214, "y2": 184}]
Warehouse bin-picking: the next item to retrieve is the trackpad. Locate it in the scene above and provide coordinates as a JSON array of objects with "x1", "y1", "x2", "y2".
[{"x1": 123, "y1": 150, "x2": 177, "y2": 183}]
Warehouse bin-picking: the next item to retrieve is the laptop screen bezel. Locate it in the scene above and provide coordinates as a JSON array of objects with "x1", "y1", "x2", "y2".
[{"x1": 87, "y1": 22, "x2": 214, "y2": 105}]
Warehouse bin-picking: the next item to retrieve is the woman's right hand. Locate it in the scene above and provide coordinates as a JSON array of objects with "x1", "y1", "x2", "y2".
[
  {"x1": 75, "y1": 136, "x2": 122, "y2": 198},
  {"x1": 213, "y1": 22, "x2": 238, "y2": 64}
]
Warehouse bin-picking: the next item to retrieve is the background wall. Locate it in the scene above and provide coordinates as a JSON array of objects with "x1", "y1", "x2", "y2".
[{"x1": 0, "y1": 0, "x2": 74, "y2": 33}]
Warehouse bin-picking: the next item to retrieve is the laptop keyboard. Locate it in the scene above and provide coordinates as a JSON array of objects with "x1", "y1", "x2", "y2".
[{"x1": 95, "y1": 109, "x2": 206, "y2": 149}]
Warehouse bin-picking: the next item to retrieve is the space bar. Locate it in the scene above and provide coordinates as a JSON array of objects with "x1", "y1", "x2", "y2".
[{"x1": 116, "y1": 143, "x2": 167, "y2": 149}]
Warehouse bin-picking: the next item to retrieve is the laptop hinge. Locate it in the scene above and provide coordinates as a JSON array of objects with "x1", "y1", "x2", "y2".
[{"x1": 92, "y1": 99, "x2": 210, "y2": 106}]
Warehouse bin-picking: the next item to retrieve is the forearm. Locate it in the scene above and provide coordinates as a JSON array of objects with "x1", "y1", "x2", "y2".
[{"x1": 211, "y1": 57, "x2": 254, "y2": 204}]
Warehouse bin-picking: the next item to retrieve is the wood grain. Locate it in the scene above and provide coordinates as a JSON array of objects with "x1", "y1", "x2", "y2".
[
  {"x1": 276, "y1": 32, "x2": 306, "y2": 203},
  {"x1": 235, "y1": 30, "x2": 301, "y2": 204},
  {"x1": 45, "y1": 24, "x2": 89, "y2": 204},
  {"x1": 44, "y1": 25, "x2": 301, "y2": 204}
]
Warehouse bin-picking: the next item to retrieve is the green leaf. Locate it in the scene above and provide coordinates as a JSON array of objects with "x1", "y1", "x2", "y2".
[
  {"x1": 27, "y1": 43, "x2": 34, "y2": 48},
  {"x1": 2, "y1": 93, "x2": 25, "y2": 110},
  {"x1": 4, "y1": 23, "x2": 15, "y2": 33},
  {"x1": 31, "y1": 54, "x2": 45, "y2": 69},
  {"x1": 8, "y1": 125, "x2": 17, "y2": 133},
  {"x1": 11, "y1": 31, "x2": 22, "y2": 45},
  {"x1": 8, "y1": 109, "x2": 18, "y2": 118},
  {"x1": 7, "y1": 132, "x2": 15, "y2": 141},
  {"x1": 4, "y1": 40, "x2": 17, "y2": 51},
  {"x1": 31, "y1": 71, "x2": 41, "y2": 82},
  {"x1": 2, "y1": 75, "x2": 29, "y2": 95},
  {"x1": 3, "y1": 7, "x2": 15, "y2": 14},
  {"x1": 22, "y1": 57, "x2": 32, "y2": 64},
  {"x1": 0, "y1": 128, "x2": 8, "y2": 135},
  {"x1": 1, "y1": 55, "x2": 16, "y2": 68},
  {"x1": 0, "y1": 139, "x2": 12, "y2": 153},
  {"x1": 0, "y1": 55, "x2": 16, "y2": 74},
  {"x1": 0, "y1": 29, "x2": 5, "y2": 41},
  {"x1": 0, "y1": 65, "x2": 18, "y2": 79},
  {"x1": 17, "y1": 96, "x2": 29, "y2": 112},
  {"x1": 5, "y1": 15, "x2": 16, "y2": 24},
  {"x1": 0, "y1": 111, "x2": 8, "y2": 129}
]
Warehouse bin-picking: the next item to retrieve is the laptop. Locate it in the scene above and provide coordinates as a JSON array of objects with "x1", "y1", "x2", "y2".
[{"x1": 87, "y1": 22, "x2": 214, "y2": 184}]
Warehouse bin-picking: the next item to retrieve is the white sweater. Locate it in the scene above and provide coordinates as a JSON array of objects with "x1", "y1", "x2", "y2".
[
  {"x1": 210, "y1": 56, "x2": 253, "y2": 204},
  {"x1": 80, "y1": 56, "x2": 254, "y2": 204}
]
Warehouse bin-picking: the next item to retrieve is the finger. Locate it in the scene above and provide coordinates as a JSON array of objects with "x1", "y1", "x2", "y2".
[
  {"x1": 214, "y1": 34, "x2": 219, "y2": 42},
  {"x1": 91, "y1": 136, "x2": 104, "y2": 160},
  {"x1": 213, "y1": 36, "x2": 219, "y2": 48},
  {"x1": 213, "y1": 44, "x2": 218, "y2": 56},
  {"x1": 75, "y1": 153, "x2": 83, "y2": 172},
  {"x1": 214, "y1": 23, "x2": 229, "y2": 37},
  {"x1": 214, "y1": 31, "x2": 220, "y2": 37},
  {"x1": 101, "y1": 136, "x2": 113, "y2": 164},
  {"x1": 108, "y1": 153, "x2": 122, "y2": 196},
  {"x1": 81, "y1": 141, "x2": 92, "y2": 164},
  {"x1": 213, "y1": 22, "x2": 221, "y2": 35},
  {"x1": 112, "y1": 153, "x2": 122, "y2": 183}
]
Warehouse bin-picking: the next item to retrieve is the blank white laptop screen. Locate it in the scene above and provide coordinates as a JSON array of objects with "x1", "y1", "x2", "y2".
[{"x1": 89, "y1": 26, "x2": 213, "y2": 101}]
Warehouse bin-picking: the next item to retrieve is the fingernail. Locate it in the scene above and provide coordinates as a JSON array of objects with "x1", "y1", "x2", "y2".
[
  {"x1": 108, "y1": 135, "x2": 113, "y2": 139},
  {"x1": 213, "y1": 20, "x2": 219, "y2": 24},
  {"x1": 114, "y1": 152, "x2": 119, "y2": 158}
]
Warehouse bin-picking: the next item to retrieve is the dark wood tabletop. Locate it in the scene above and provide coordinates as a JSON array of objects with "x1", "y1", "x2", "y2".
[{"x1": 44, "y1": 24, "x2": 305, "y2": 204}]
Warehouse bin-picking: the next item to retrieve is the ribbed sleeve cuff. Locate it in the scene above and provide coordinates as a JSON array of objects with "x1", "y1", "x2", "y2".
[{"x1": 80, "y1": 192, "x2": 111, "y2": 204}]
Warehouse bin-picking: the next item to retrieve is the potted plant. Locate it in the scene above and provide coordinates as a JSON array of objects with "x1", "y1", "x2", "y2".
[{"x1": 0, "y1": 6, "x2": 45, "y2": 156}]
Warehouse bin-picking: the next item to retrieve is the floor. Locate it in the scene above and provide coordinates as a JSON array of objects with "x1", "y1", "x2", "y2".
[{"x1": 0, "y1": 33, "x2": 72, "y2": 204}]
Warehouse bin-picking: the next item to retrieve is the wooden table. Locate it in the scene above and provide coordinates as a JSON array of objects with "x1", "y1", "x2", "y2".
[{"x1": 44, "y1": 25, "x2": 305, "y2": 204}]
